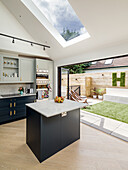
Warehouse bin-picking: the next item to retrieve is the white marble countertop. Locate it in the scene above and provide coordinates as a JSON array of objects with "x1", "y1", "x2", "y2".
[
  {"x1": 0, "y1": 93, "x2": 36, "y2": 99},
  {"x1": 26, "y1": 99, "x2": 86, "y2": 118}
]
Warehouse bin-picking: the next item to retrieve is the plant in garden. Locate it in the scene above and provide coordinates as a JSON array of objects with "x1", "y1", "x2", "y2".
[
  {"x1": 64, "y1": 62, "x2": 91, "y2": 74},
  {"x1": 97, "y1": 88, "x2": 105, "y2": 96},
  {"x1": 91, "y1": 87, "x2": 97, "y2": 95}
]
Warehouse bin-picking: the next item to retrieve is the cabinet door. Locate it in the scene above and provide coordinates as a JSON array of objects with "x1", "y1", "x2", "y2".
[
  {"x1": 41, "y1": 115, "x2": 61, "y2": 160},
  {"x1": 0, "y1": 108, "x2": 13, "y2": 124},
  {"x1": 0, "y1": 98, "x2": 13, "y2": 124},
  {"x1": 36, "y1": 59, "x2": 49, "y2": 70},
  {"x1": 61, "y1": 109, "x2": 80, "y2": 148},
  {"x1": 0, "y1": 56, "x2": 2, "y2": 81},
  {"x1": 14, "y1": 96, "x2": 35, "y2": 117},
  {"x1": 20, "y1": 58, "x2": 35, "y2": 82}
]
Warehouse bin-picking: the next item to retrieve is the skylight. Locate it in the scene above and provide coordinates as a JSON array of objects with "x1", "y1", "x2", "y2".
[
  {"x1": 105, "y1": 59, "x2": 113, "y2": 65},
  {"x1": 91, "y1": 61, "x2": 97, "y2": 65},
  {"x1": 32, "y1": 0, "x2": 89, "y2": 43}
]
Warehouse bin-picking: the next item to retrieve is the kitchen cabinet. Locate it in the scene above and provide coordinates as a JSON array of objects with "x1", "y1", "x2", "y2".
[
  {"x1": 36, "y1": 59, "x2": 53, "y2": 99},
  {"x1": 0, "y1": 95, "x2": 36, "y2": 125},
  {"x1": 0, "y1": 55, "x2": 20, "y2": 82},
  {"x1": 0, "y1": 54, "x2": 35, "y2": 83},
  {"x1": 36, "y1": 59, "x2": 49, "y2": 70},
  {"x1": 0, "y1": 57, "x2": 2, "y2": 81},
  {"x1": 61, "y1": 109, "x2": 80, "y2": 148},
  {"x1": 26, "y1": 99, "x2": 82, "y2": 162},
  {"x1": 20, "y1": 58, "x2": 35, "y2": 82}
]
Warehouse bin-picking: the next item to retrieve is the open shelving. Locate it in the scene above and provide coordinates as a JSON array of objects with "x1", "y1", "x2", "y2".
[{"x1": 2, "y1": 56, "x2": 19, "y2": 81}]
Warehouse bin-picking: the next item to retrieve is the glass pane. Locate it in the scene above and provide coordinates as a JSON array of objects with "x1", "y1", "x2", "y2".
[
  {"x1": 105, "y1": 59, "x2": 113, "y2": 65},
  {"x1": 61, "y1": 68, "x2": 69, "y2": 98},
  {"x1": 32, "y1": 0, "x2": 87, "y2": 41}
]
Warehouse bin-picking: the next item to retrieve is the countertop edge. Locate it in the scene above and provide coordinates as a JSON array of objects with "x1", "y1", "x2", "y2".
[
  {"x1": 0, "y1": 93, "x2": 36, "y2": 99},
  {"x1": 26, "y1": 100, "x2": 86, "y2": 118}
]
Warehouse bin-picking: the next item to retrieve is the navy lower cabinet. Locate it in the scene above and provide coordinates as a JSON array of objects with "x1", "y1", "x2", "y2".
[
  {"x1": 26, "y1": 107, "x2": 80, "y2": 162},
  {"x1": 61, "y1": 109, "x2": 80, "y2": 148},
  {"x1": 0, "y1": 95, "x2": 36, "y2": 125}
]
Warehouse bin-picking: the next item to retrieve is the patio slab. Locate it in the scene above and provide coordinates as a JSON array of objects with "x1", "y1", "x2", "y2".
[
  {"x1": 87, "y1": 98, "x2": 102, "y2": 105},
  {"x1": 80, "y1": 114, "x2": 100, "y2": 126},
  {"x1": 80, "y1": 110, "x2": 128, "y2": 142},
  {"x1": 111, "y1": 128, "x2": 128, "y2": 141}
]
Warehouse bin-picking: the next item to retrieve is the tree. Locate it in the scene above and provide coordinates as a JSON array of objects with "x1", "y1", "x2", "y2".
[
  {"x1": 64, "y1": 63, "x2": 91, "y2": 74},
  {"x1": 61, "y1": 28, "x2": 80, "y2": 41}
]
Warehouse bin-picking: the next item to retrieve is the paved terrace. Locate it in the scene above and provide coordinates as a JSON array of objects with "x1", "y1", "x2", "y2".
[{"x1": 80, "y1": 110, "x2": 128, "y2": 142}]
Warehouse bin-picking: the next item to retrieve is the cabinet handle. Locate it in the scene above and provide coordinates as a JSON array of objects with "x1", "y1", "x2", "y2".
[
  {"x1": 10, "y1": 111, "x2": 12, "y2": 116},
  {"x1": 14, "y1": 102, "x2": 16, "y2": 107},
  {"x1": 14, "y1": 110, "x2": 16, "y2": 115},
  {"x1": 10, "y1": 103, "x2": 12, "y2": 108},
  {"x1": 61, "y1": 112, "x2": 67, "y2": 117}
]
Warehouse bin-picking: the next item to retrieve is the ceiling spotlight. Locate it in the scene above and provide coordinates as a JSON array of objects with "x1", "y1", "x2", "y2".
[
  {"x1": 31, "y1": 43, "x2": 33, "y2": 46},
  {"x1": 12, "y1": 38, "x2": 15, "y2": 43},
  {"x1": 43, "y1": 46, "x2": 45, "y2": 51}
]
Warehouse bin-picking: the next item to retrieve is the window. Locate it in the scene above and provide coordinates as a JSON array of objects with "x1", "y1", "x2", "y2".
[
  {"x1": 105, "y1": 59, "x2": 113, "y2": 65},
  {"x1": 91, "y1": 61, "x2": 97, "y2": 65},
  {"x1": 32, "y1": 0, "x2": 90, "y2": 45}
]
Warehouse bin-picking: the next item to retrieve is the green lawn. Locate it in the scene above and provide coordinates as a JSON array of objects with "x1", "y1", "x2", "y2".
[{"x1": 82, "y1": 101, "x2": 128, "y2": 124}]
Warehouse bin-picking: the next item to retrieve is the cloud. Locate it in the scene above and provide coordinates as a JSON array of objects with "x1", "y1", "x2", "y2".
[
  {"x1": 32, "y1": 0, "x2": 86, "y2": 34},
  {"x1": 79, "y1": 27, "x2": 87, "y2": 35}
]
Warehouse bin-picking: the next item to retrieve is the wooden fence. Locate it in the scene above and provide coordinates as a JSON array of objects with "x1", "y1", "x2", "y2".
[{"x1": 61, "y1": 71, "x2": 128, "y2": 96}]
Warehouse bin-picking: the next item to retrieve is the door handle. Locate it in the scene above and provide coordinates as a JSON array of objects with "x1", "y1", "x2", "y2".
[
  {"x1": 10, "y1": 111, "x2": 12, "y2": 116},
  {"x1": 14, "y1": 102, "x2": 16, "y2": 107},
  {"x1": 10, "y1": 103, "x2": 12, "y2": 108},
  {"x1": 14, "y1": 110, "x2": 16, "y2": 115}
]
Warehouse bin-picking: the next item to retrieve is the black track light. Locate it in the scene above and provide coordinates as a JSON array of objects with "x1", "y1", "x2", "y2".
[
  {"x1": 12, "y1": 38, "x2": 15, "y2": 43},
  {"x1": 0, "y1": 33, "x2": 50, "y2": 49}
]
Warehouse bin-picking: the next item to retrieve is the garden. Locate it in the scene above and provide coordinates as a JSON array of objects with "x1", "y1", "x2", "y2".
[{"x1": 82, "y1": 101, "x2": 128, "y2": 124}]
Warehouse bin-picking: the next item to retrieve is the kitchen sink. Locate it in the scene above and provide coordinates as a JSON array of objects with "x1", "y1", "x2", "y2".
[{"x1": 1, "y1": 94, "x2": 21, "y2": 97}]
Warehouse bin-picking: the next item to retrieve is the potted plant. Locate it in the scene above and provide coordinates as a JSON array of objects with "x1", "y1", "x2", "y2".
[
  {"x1": 18, "y1": 87, "x2": 24, "y2": 95},
  {"x1": 91, "y1": 87, "x2": 97, "y2": 99},
  {"x1": 97, "y1": 88, "x2": 105, "y2": 100}
]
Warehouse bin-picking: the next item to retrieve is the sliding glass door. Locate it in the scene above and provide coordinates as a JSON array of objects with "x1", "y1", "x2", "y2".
[{"x1": 58, "y1": 67, "x2": 69, "y2": 99}]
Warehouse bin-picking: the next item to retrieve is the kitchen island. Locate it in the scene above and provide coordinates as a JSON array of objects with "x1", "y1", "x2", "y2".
[{"x1": 26, "y1": 99, "x2": 86, "y2": 162}]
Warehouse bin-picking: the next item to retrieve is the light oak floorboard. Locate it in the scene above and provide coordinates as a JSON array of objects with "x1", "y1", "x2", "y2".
[{"x1": 0, "y1": 119, "x2": 128, "y2": 170}]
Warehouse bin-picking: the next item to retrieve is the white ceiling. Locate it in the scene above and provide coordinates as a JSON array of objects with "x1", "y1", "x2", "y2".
[{"x1": 1, "y1": 0, "x2": 128, "y2": 60}]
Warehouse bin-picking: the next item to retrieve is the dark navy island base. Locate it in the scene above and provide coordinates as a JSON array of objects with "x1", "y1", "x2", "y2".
[
  {"x1": 26, "y1": 107, "x2": 80, "y2": 162},
  {"x1": 26, "y1": 99, "x2": 85, "y2": 163}
]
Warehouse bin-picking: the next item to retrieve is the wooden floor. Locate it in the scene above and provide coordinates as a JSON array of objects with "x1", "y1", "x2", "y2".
[{"x1": 0, "y1": 119, "x2": 128, "y2": 170}]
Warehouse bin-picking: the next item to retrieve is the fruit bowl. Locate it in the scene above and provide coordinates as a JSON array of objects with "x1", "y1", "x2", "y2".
[{"x1": 54, "y1": 96, "x2": 64, "y2": 103}]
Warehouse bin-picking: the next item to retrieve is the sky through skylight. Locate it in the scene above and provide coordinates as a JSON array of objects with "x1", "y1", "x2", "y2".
[{"x1": 32, "y1": 0, "x2": 87, "y2": 41}]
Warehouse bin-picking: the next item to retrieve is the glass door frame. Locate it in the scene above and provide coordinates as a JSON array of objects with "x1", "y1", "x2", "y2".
[{"x1": 58, "y1": 67, "x2": 69, "y2": 99}]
